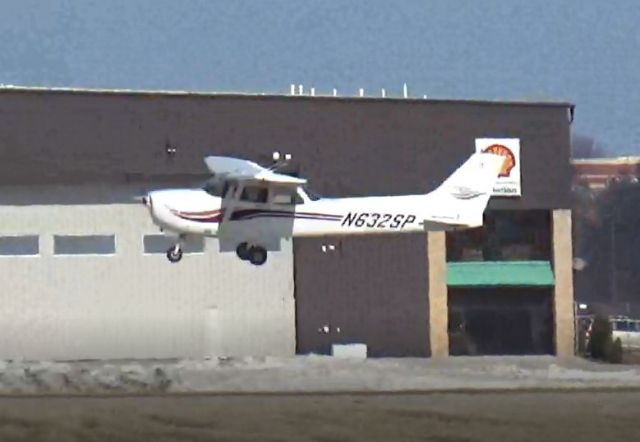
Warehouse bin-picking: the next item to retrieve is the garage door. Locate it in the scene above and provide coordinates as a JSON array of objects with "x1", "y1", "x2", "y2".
[{"x1": 294, "y1": 234, "x2": 430, "y2": 357}]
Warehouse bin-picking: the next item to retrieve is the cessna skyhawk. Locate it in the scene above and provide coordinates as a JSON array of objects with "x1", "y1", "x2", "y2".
[{"x1": 140, "y1": 152, "x2": 505, "y2": 265}]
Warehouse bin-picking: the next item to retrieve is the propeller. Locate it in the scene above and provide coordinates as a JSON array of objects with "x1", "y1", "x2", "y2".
[{"x1": 132, "y1": 195, "x2": 151, "y2": 207}]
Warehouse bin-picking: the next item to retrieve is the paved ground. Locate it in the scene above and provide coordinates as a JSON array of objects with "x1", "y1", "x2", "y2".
[{"x1": 1, "y1": 391, "x2": 639, "y2": 441}]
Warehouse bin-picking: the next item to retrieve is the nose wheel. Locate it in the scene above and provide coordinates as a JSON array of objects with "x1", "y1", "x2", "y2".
[{"x1": 166, "y1": 245, "x2": 183, "y2": 263}]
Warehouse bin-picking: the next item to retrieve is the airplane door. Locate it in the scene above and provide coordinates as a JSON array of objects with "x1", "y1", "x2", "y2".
[
  {"x1": 218, "y1": 181, "x2": 273, "y2": 250},
  {"x1": 265, "y1": 185, "x2": 299, "y2": 240}
]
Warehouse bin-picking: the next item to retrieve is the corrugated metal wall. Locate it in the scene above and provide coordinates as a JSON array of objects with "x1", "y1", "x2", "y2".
[
  {"x1": 0, "y1": 90, "x2": 574, "y2": 213},
  {"x1": 294, "y1": 234, "x2": 430, "y2": 357},
  {"x1": 0, "y1": 188, "x2": 295, "y2": 360}
]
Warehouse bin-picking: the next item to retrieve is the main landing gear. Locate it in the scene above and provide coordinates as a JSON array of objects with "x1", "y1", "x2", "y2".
[
  {"x1": 236, "y1": 242, "x2": 268, "y2": 266},
  {"x1": 165, "y1": 238, "x2": 267, "y2": 266}
]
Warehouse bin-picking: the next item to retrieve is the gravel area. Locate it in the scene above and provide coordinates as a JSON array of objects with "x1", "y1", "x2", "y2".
[{"x1": 1, "y1": 355, "x2": 640, "y2": 395}]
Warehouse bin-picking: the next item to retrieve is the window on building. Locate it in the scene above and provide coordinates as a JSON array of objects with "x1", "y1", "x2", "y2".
[
  {"x1": 143, "y1": 235, "x2": 205, "y2": 254},
  {"x1": 54, "y1": 235, "x2": 116, "y2": 255},
  {"x1": 0, "y1": 235, "x2": 39, "y2": 256},
  {"x1": 446, "y1": 210, "x2": 551, "y2": 261}
]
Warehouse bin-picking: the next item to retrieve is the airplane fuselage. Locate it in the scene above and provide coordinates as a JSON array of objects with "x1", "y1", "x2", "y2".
[{"x1": 145, "y1": 188, "x2": 464, "y2": 241}]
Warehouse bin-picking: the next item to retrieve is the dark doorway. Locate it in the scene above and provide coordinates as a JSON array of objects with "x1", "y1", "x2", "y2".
[
  {"x1": 448, "y1": 287, "x2": 553, "y2": 355},
  {"x1": 294, "y1": 234, "x2": 430, "y2": 357}
]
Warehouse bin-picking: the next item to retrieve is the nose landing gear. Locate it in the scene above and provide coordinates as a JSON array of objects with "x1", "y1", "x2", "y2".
[
  {"x1": 166, "y1": 244, "x2": 183, "y2": 263},
  {"x1": 166, "y1": 236, "x2": 186, "y2": 263}
]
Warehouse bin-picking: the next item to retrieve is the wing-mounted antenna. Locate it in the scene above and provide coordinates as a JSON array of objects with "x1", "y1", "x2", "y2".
[{"x1": 268, "y1": 151, "x2": 292, "y2": 172}]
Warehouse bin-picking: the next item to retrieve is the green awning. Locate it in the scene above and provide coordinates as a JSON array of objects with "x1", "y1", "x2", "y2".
[{"x1": 447, "y1": 261, "x2": 555, "y2": 286}]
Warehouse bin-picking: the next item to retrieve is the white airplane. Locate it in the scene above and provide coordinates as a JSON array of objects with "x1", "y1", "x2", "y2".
[{"x1": 140, "y1": 152, "x2": 506, "y2": 265}]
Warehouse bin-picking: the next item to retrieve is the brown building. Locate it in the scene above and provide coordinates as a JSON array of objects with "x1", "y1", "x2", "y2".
[
  {"x1": 0, "y1": 86, "x2": 575, "y2": 360},
  {"x1": 572, "y1": 156, "x2": 640, "y2": 191}
]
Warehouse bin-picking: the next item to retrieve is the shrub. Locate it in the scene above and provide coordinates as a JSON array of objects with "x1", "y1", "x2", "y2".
[
  {"x1": 605, "y1": 337, "x2": 624, "y2": 364},
  {"x1": 588, "y1": 314, "x2": 612, "y2": 360}
]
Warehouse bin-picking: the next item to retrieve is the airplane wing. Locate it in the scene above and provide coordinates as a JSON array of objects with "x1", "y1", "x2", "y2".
[{"x1": 204, "y1": 156, "x2": 307, "y2": 185}]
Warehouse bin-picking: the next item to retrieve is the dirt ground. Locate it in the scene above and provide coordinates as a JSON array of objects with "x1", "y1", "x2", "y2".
[
  {"x1": 0, "y1": 391, "x2": 639, "y2": 442},
  {"x1": 623, "y1": 350, "x2": 640, "y2": 364}
]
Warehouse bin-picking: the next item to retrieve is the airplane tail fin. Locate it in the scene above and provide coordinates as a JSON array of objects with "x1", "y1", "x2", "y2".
[{"x1": 425, "y1": 152, "x2": 506, "y2": 227}]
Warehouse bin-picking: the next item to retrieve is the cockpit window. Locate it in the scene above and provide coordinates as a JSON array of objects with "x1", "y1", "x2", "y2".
[{"x1": 203, "y1": 180, "x2": 229, "y2": 198}]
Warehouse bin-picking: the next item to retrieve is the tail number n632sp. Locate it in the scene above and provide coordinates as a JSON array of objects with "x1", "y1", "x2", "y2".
[{"x1": 341, "y1": 212, "x2": 417, "y2": 229}]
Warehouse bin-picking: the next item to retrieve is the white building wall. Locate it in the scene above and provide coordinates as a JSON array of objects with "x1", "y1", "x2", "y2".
[{"x1": 0, "y1": 192, "x2": 296, "y2": 360}]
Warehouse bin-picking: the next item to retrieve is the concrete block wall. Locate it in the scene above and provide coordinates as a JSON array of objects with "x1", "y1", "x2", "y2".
[{"x1": 0, "y1": 187, "x2": 296, "y2": 360}]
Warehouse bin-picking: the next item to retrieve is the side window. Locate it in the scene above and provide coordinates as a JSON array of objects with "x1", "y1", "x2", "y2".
[
  {"x1": 0, "y1": 235, "x2": 39, "y2": 256},
  {"x1": 272, "y1": 189, "x2": 304, "y2": 205},
  {"x1": 240, "y1": 185, "x2": 268, "y2": 203},
  {"x1": 54, "y1": 235, "x2": 116, "y2": 255},
  {"x1": 272, "y1": 190, "x2": 294, "y2": 205}
]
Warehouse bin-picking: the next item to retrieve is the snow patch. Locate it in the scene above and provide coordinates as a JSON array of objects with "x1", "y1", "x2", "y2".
[{"x1": 1, "y1": 355, "x2": 640, "y2": 395}]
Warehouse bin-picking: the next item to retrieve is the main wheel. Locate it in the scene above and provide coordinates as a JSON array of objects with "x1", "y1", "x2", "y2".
[
  {"x1": 236, "y1": 242, "x2": 250, "y2": 260},
  {"x1": 248, "y1": 246, "x2": 267, "y2": 266},
  {"x1": 166, "y1": 246, "x2": 183, "y2": 263}
]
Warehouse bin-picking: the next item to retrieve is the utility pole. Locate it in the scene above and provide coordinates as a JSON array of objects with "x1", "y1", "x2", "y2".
[{"x1": 610, "y1": 208, "x2": 617, "y2": 305}]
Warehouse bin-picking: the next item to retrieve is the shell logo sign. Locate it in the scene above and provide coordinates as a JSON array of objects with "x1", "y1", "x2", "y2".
[
  {"x1": 475, "y1": 138, "x2": 521, "y2": 196},
  {"x1": 482, "y1": 143, "x2": 516, "y2": 177}
]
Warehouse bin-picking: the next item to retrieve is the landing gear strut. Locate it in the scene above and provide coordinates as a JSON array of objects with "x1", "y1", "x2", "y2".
[{"x1": 236, "y1": 242, "x2": 268, "y2": 266}]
